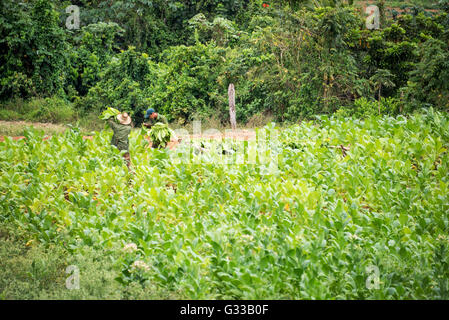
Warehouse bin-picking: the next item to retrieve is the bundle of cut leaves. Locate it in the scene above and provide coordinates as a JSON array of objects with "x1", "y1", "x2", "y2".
[
  {"x1": 99, "y1": 107, "x2": 121, "y2": 121},
  {"x1": 148, "y1": 122, "x2": 174, "y2": 148}
]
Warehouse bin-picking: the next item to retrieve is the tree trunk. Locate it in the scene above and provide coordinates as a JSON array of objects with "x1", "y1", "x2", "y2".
[
  {"x1": 378, "y1": 85, "x2": 382, "y2": 115},
  {"x1": 400, "y1": 90, "x2": 404, "y2": 114},
  {"x1": 228, "y1": 83, "x2": 236, "y2": 130}
]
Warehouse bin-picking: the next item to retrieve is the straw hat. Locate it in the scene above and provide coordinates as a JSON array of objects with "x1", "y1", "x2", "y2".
[{"x1": 117, "y1": 112, "x2": 131, "y2": 125}]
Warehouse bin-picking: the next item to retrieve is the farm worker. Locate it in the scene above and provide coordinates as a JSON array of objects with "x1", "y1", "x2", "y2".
[
  {"x1": 143, "y1": 108, "x2": 168, "y2": 129},
  {"x1": 108, "y1": 112, "x2": 132, "y2": 170}
]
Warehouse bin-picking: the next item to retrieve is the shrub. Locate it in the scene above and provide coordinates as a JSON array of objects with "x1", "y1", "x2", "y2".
[
  {"x1": 0, "y1": 223, "x2": 182, "y2": 299},
  {"x1": 0, "y1": 97, "x2": 77, "y2": 123},
  {"x1": 83, "y1": 47, "x2": 157, "y2": 126},
  {"x1": 0, "y1": 223, "x2": 68, "y2": 299},
  {"x1": 68, "y1": 22, "x2": 124, "y2": 96},
  {"x1": 404, "y1": 38, "x2": 449, "y2": 111},
  {"x1": 0, "y1": 0, "x2": 69, "y2": 100},
  {"x1": 246, "y1": 112, "x2": 275, "y2": 128},
  {"x1": 150, "y1": 43, "x2": 227, "y2": 124},
  {"x1": 26, "y1": 97, "x2": 77, "y2": 123},
  {"x1": 0, "y1": 109, "x2": 21, "y2": 121},
  {"x1": 337, "y1": 97, "x2": 401, "y2": 118}
]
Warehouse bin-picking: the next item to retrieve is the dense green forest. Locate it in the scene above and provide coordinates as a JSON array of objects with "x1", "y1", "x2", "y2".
[{"x1": 1, "y1": 0, "x2": 448, "y2": 127}]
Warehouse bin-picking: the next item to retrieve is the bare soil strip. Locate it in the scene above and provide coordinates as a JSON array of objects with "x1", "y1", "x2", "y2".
[
  {"x1": 0, "y1": 121, "x2": 257, "y2": 150},
  {"x1": 0, "y1": 120, "x2": 67, "y2": 133}
]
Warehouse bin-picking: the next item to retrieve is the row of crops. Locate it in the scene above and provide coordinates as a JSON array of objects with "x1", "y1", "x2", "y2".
[{"x1": 1, "y1": 109, "x2": 448, "y2": 299}]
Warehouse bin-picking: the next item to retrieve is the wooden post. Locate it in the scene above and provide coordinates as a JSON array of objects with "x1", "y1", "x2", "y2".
[{"x1": 228, "y1": 83, "x2": 236, "y2": 130}]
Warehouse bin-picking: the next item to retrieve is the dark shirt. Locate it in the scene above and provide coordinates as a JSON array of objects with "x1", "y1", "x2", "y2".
[{"x1": 108, "y1": 119, "x2": 132, "y2": 152}]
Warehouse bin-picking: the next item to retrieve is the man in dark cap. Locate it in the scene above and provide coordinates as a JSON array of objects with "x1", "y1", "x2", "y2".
[{"x1": 143, "y1": 108, "x2": 168, "y2": 129}]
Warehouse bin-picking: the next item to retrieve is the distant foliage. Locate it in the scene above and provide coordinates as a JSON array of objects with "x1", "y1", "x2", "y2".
[
  {"x1": 67, "y1": 22, "x2": 124, "y2": 97},
  {"x1": 151, "y1": 43, "x2": 228, "y2": 124},
  {"x1": 405, "y1": 38, "x2": 449, "y2": 110},
  {"x1": 1, "y1": 0, "x2": 448, "y2": 122},
  {"x1": 82, "y1": 47, "x2": 157, "y2": 125},
  {"x1": 0, "y1": 0, "x2": 69, "y2": 100}
]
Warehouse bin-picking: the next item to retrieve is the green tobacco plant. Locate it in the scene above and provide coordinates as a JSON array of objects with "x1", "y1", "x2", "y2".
[
  {"x1": 99, "y1": 107, "x2": 121, "y2": 120},
  {"x1": 1, "y1": 113, "x2": 448, "y2": 299},
  {"x1": 148, "y1": 123, "x2": 174, "y2": 148}
]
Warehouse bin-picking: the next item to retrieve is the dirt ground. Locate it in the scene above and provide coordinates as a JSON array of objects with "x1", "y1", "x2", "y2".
[
  {"x1": 0, "y1": 120, "x2": 68, "y2": 137},
  {"x1": 163, "y1": 129, "x2": 257, "y2": 150},
  {"x1": 0, "y1": 121, "x2": 257, "y2": 149}
]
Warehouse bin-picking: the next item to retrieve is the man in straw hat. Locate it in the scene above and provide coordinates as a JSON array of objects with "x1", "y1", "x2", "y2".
[{"x1": 108, "y1": 112, "x2": 132, "y2": 170}]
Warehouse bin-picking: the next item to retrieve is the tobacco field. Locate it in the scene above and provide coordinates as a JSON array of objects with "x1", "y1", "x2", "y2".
[{"x1": 1, "y1": 109, "x2": 449, "y2": 299}]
